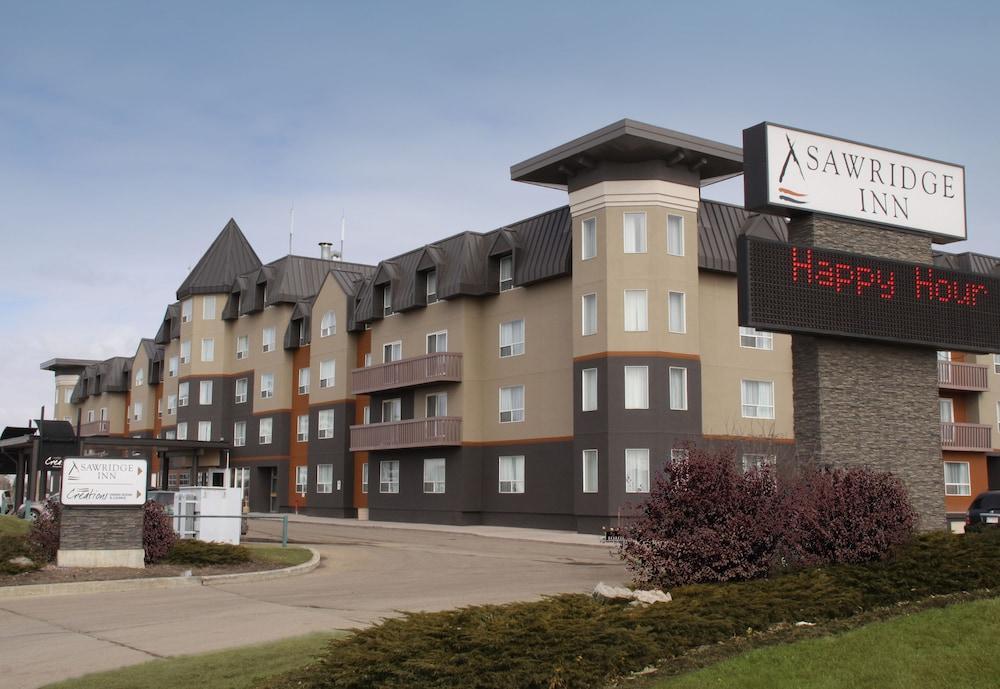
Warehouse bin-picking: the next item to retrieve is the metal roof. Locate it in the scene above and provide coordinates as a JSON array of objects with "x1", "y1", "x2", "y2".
[
  {"x1": 176, "y1": 219, "x2": 263, "y2": 300},
  {"x1": 39, "y1": 358, "x2": 101, "y2": 375},
  {"x1": 698, "y1": 200, "x2": 787, "y2": 273}
]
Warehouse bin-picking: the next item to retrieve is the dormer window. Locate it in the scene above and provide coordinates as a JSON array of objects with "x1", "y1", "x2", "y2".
[
  {"x1": 499, "y1": 255, "x2": 514, "y2": 292},
  {"x1": 426, "y1": 270, "x2": 438, "y2": 304},
  {"x1": 320, "y1": 311, "x2": 336, "y2": 337},
  {"x1": 134, "y1": 368, "x2": 144, "y2": 387},
  {"x1": 298, "y1": 320, "x2": 307, "y2": 345},
  {"x1": 382, "y1": 286, "x2": 393, "y2": 317},
  {"x1": 256, "y1": 282, "x2": 266, "y2": 308}
]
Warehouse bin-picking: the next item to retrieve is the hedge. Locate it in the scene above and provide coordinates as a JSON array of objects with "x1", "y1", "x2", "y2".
[{"x1": 166, "y1": 539, "x2": 252, "y2": 566}]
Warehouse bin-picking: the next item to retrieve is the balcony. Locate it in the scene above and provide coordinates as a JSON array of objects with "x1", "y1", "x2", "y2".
[
  {"x1": 937, "y1": 361, "x2": 990, "y2": 392},
  {"x1": 940, "y1": 422, "x2": 992, "y2": 452},
  {"x1": 350, "y1": 417, "x2": 462, "y2": 451},
  {"x1": 351, "y1": 352, "x2": 462, "y2": 394},
  {"x1": 79, "y1": 420, "x2": 111, "y2": 437}
]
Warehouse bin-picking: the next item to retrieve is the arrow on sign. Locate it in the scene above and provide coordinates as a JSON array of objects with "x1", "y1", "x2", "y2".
[
  {"x1": 136, "y1": 491, "x2": 142, "y2": 498},
  {"x1": 137, "y1": 466, "x2": 143, "y2": 476}
]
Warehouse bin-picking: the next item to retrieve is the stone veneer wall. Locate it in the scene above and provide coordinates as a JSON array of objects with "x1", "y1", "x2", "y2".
[
  {"x1": 788, "y1": 215, "x2": 945, "y2": 531},
  {"x1": 60, "y1": 507, "x2": 144, "y2": 550}
]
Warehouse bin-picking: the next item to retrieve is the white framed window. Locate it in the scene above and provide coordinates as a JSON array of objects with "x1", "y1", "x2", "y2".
[
  {"x1": 262, "y1": 327, "x2": 275, "y2": 353},
  {"x1": 99, "y1": 407, "x2": 107, "y2": 421},
  {"x1": 87, "y1": 409, "x2": 95, "y2": 423},
  {"x1": 295, "y1": 466, "x2": 307, "y2": 494},
  {"x1": 167, "y1": 394, "x2": 177, "y2": 415},
  {"x1": 320, "y1": 310, "x2": 336, "y2": 337},
  {"x1": 64, "y1": 387, "x2": 72, "y2": 403},
  {"x1": 423, "y1": 458, "x2": 446, "y2": 493},
  {"x1": 499, "y1": 255, "x2": 514, "y2": 291},
  {"x1": 319, "y1": 360, "x2": 335, "y2": 389},
  {"x1": 426, "y1": 392, "x2": 448, "y2": 417},
  {"x1": 669, "y1": 367, "x2": 688, "y2": 411},
  {"x1": 426, "y1": 270, "x2": 438, "y2": 303},
  {"x1": 132, "y1": 401, "x2": 143, "y2": 421},
  {"x1": 181, "y1": 299, "x2": 193, "y2": 323},
  {"x1": 180, "y1": 340, "x2": 191, "y2": 364},
  {"x1": 178, "y1": 382, "x2": 190, "y2": 407},
  {"x1": 499, "y1": 455, "x2": 525, "y2": 493},
  {"x1": 994, "y1": 354, "x2": 1000, "y2": 374},
  {"x1": 364, "y1": 352, "x2": 372, "y2": 367},
  {"x1": 426, "y1": 330, "x2": 448, "y2": 353},
  {"x1": 177, "y1": 422, "x2": 188, "y2": 440},
  {"x1": 940, "y1": 397, "x2": 955, "y2": 423},
  {"x1": 937, "y1": 350, "x2": 952, "y2": 361},
  {"x1": 198, "y1": 421, "x2": 212, "y2": 442},
  {"x1": 363, "y1": 405, "x2": 371, "y2": 424},
  {"x1": 667, "y1": 214, "x2": 684, "y2": 256},
  {"x1": 202, "y1": 295, "x2": 216, "y2": 320},
  {"x1": 739, "y1": 326, "x2": 774, "y2": 350},
  {"x1": 157, "y1": 399, "x2": 162, "y2": 418},
  {"x1": 499, "y1": 385, "x2": 525, "y2": 423},
  {"x1": 383, "y1": 341, "x2": 402, "y2": 363},
  {"x1": 670, "y1": 448, "x2": 689, "y2": 462},
  {"x1": 582, "y1": 217, "x2": 597, "y2": 260},
  {"x1": 168, "y1": 355, "x2": 178, "y2": 377},
  {"x1": 201, "y1": 338, "x2": 215, "y2": 362},
  {"x1": 259, "y1": 417, "x2": 273, "y2": 444},
  {"x1": 164, "y1": 429, "x2": 176, "y2": 440},
  {"x1": 668, "y1": 291, "x2": 686, "y2": 333},
  {"x1": 361, "y1": 462, "x2": 369, "y2": 494},
  {"x1": 624, "y1": 366, "x2": 649, "y2": 410},
  {"x1": 318, "y1": 409, "x2": 335, "y2": 438},
  {"x1": 297, "y1": 414, "x2": 309, "y2": 442},
  {"x1": 499, "y1": 319, "x2": 525, "y2": 357},
  {"x1": 582, "y1": 293, "x2": 597, "y2": 336},
  {"x1": 317, "y1": 464, "x2": 333, "y2": 493},
  {"x1": 379, "y1": 460, "x2": 399, "y2": 493},
  {"x1": 741, "y1": 453, "x2": 775, "y2": 473},
  {"x1": 235, "y1": 378, "x2": 248, "y2": 404},
  {"x1": 625, "y1": 448, "x2": 650, "y2": 493},
  {"x1": 623, "y1": 212, "x2": 647, "y2": 253},
  {"x1": 582, "y1": 368, "x2": 598, "y2": 412},
  {"x1": 298, "y1": 367, "x2": 310, "y2": 395},
  {"x1": 260, "y1": 373, "x2": 274, "y2": 399},
  {"x1": 382, "y1": 398, "x2": 402, "y2": 422},
  {"x1": 134, "y1": 368, "x2": 144, "y2": 387},
  {"x1": 582, "y1": 449, "x2": 598, "y2": 493},
  {"x1": 233, "y1": 421, "x2": 246, "y2": 447},
  {"x1": 624, "y1": 290, "x2": 648, "y2": 332},
  {"x1": 199, "y1": 380, "x2": 213, "y2": 405},
  {"x1": 236, "y1": 335, "x2": 249, "y2": 360},
  {"x1": 382, "y1": 286, "x2": 393, "y2": 317},
  {"x1": 741, "y1": 379, "x2": 775, "y2": 419},
  {"x1": 944, "y1": 461, "x2": 971, "y2": 496}
]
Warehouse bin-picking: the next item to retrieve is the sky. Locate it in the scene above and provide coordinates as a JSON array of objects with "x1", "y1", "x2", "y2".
[{"x1": 1, "y1": 0, "x2": 998, "y2": 428}]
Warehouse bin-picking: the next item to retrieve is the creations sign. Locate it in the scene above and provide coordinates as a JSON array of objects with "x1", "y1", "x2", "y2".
[
  {"x1": 737, "y1": 236, "x2": 1000, "y2": 352},
  {"x1": 743, "y1": 123, "x2": 966, "y2": 242},
  {"x1": 59, "y1": 458, "x2": 147, "y2": 506}
]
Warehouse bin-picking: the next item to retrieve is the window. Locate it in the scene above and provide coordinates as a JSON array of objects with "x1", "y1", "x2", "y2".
[
  {"x1": 260, "y1": 373, "x2": 274, "y2": 399},
  {"x1": 582, "y1": 217, "x2": 597, "y2": 260},
  {"x1": 669, "y1": 367, "x2": 688, "y2": 411},
  {"x1": 582, "y1": 293, "x2": 597, "y2": 336},
  {"x1": 168, "y1": 356, "x2": 178, "y2": 377},
  {"x1": 499, "y1": 255, "x2": 514, "y2": 291},
  {"x1": 937, "y1": 351, "x2": 952, "y2": 361},
  {"x1": 379, "y1": 460, "x2": 399, "y2": 493},
  {"x1": 740, "y1": 326, "x2": 774, "y2": 350},
  {"x1": 996, "y1": 401, "x2": 1000, "y2": 433},
  {"x1": 297, "y1": 414, "x2": 309, "y2": 442},
  {"x1": 64, "y1": 388, "x2": 72, "y2": 403},
  {"x1": 177, "y1": 422, "x2": 188, "y2": 440},
  {"x1": 667, "y1": 214, "x2": 684, "y2": 256},
  {"x1": 167, "y1": 394, "x2": 177, "y2": 415},
  {"x1": 134, "y1": 368, "x2": 144, "y2": 387},
  {"x1": 87, "y1": 409, "x2": 95, "y2": 423},
  {"x1": 582, "y1": 368, "x2": 598, "y2": 412},
  {"x1": 259, "y1": 417, "x2": 273, "y2": 444},
  {"x1": 624, "y1": 366, "x2": 649, "y2": 410},
  {"x1": 624, "y1": 290, "x2": 648, "y2": 332},
  {"x1": 320, "y1": 310, "x2": 336, "y2": 337},
  {"x1": 132, "y1": 401, "x2": 143, "y2": 421},
  {"x1": 499, "y1": 455, "x2": 525, "y2": 493},
  {"x1": 262, "y1": 327, "x2": 275, "y2": 353},
  {"x1": 180, "y1": 340, "x2": 191, "y2": 364},
  {"x1": 426, "y1": 270, "x2": 438, "y2": 304},
  {"x1": 236, "y1": 335, "x2": 249, "y2": 360},
  {"x1": 364, "y1": 352, "x2": 372, "y2": 367},
  {"x1": 199, "y1": 380, "x2": 213, "y2": 405},
  {"x1": 164, "y1": 429, "x2": 176, "y2": 441},
  {"x1": 499, "y1": 385, "x2": 524, "y2": 423},
  {"x1": 426, "y1": 330, "x2": 448, "y2": 353},
  {"x1": 361, "y1": 463, "x2": 369, "y2": 494},
  {"x1": 426, "y1": 392, "x2": 447, "y2": 417},
  {"x1": 994, "y1": 354, "x2": 1000, "y2": 374},
  {"x1": 319, "y1": 360, "x2": 335, "y2": 389},
  {"x1": 298, "y1": 367, "x2": 310, "y2": 395},
  {"x1": 235, "y1": 378, "x2": 248, "y2": 404},
  {"x1": 233, "y1": 421, "x2": 246, "y2": 447},
  {"x1": 668, "y1": 291, "x2": 686, "y2": 333},
  {"x1": 939, "y1": 397, "x2": 955, "y2": 423},
  {"x1": 99, "y1": 407, "x2": 108, "y2": 421},
  {"x1": 198, "y1": 421, "x2": 212, "y2": 442},
  {"x1": 582, "y1": 449, "x2": 598, "y2": 493},
  {"x1": 670, "y1": 448, "x2": 689, "y2": 462},
  {"x1": 741, "y1": 380, "x2": 775, "y2": 419},
  {"x1": 181, "y1": 299, "x2": 193, "y2": 323},
  {"x1": 383, "y1": 341, "x2": 402, "y2": 363},
  {"x1": 178, "y1": 382, "x2": 189, "y2": 407},
  {"x1": 202, "y1": 295, "x2": 216, "y2": 320},
  {"x1": 295, "y1": 466, "x2": 307, "y2": 494},
  {"x1": 944, "y1": 461, "x2": 971, "y2": 496},
  {"x1": 382, "y1": 398, "x2": 401, "y2": 422},
  {"x1": 623, "y1": 212, "x2": 647, "y2": 253},
  {"x1": 499, "y1": 319, "x2": 525, "y2": 357},
  {"x1": 317, "y1": 464, "x2": 333, "y2": 493},
  {"x1": 382, "y1": 286, "x2": 393, "y2": 317},
  {"x1": 201, "y1": 338, "x2": 214, "y2": 362},
  {"x1": 741, "y1": 454, "x2": 775, "y2": 473},
  {"x1": 318, "y1": 409, "x2": 335, "y2": 438},
  {"x1": 625, "y1": 448, "x2": 650, "y2": 493},
  {"x1": 157, "y1": 399, "x2": 162, "y2": 418},
  {"x1": 423, "y1": 458, "x2": 446, "y2": 493}
]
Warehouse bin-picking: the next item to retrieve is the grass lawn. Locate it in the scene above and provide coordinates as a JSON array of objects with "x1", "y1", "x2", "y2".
[
  {"x1": 247, "y1": 544, "x2": 312, "y2": 567},
  {"x1": 0, "y1": 514, "x2": 30, "y2": 537},
  {"x1": 655, "y1": 597, "x2": 1000, "y2": 689},
  {"x1": 41, "y1": 632, "x2": 339, "y2": 689}
]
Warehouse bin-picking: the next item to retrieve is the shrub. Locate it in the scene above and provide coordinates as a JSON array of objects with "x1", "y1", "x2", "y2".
[
  {"x1": 166, "y1": 539, "x2": 252, "y2": 566},
  {"x1": 618, "y1": 447, "x2": 783, "y2": 588},
  {"x1": 143, "y1": 500, "x2": 176, "y2": 563},
  {"x1": 0, "y1": 533, "x2": 42, "y2": 575},
  {"x1": 27, "y1": 497, "x2": 62, "y2": 562}
]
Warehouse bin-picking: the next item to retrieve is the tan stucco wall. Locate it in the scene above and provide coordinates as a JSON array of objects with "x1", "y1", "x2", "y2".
[
  {"x1": 309, "y1": 275, "x2": 358, "y2": 404},
  {"x1": 127, "y1": 345, "x2": 157, "y2": 433},
  {"x1": 228, "y1": 303, "x2": 295, "y2": 412}
]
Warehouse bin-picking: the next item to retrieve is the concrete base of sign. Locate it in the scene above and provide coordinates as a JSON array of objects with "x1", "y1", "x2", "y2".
[{"x1": 57, "y1": 548, "x2": 146, "y2": 569}]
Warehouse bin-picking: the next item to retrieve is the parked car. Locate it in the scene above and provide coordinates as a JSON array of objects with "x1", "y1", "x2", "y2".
[{"x1": 966, "y1": 490, "x2": 1000, "y2": 530}]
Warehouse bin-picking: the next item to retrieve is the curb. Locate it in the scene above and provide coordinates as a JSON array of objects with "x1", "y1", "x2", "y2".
[{"x1": 0, "y1": 547, "x2": 321, "y2": 600}]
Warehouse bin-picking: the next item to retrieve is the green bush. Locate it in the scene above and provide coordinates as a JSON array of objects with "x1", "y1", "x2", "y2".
[
  {"x1": 166, "y1": 539, "x2": 252, "y2": 566},
  {"x1": 260, "y1": 530, "x2": 1000, "y2": 689},
  {"x1": 0, "y1": 534, "x2": 42, "y2": 575}
]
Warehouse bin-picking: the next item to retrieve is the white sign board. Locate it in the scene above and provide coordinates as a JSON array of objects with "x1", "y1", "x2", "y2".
[
  {"x1": 744, "y1": 123, "x2": 966, "y2": 242},
  {"x1": 60, "y1": 458, "x2": 147, "y2": 506}
]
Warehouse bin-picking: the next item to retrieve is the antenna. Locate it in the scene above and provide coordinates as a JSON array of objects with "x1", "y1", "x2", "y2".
[
  {"x1": 289, "y1": 203, "x2": 295, "y2": 255},
  {"x1": 340, "y1": 210, "x2": 346, "y2": 260}
]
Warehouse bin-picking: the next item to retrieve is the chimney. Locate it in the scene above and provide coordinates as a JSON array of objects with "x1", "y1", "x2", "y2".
[{"x1": 319, "y1": 242, "x2": 333, "y2": 261}]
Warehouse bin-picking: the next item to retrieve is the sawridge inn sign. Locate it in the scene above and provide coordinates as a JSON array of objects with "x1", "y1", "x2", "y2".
[
  {"x1": 60, "y1": 457, "x2": 148, "y2": 506},
  {"x1": 743, "y1": 123, "x2": 967, "y2": 242}
]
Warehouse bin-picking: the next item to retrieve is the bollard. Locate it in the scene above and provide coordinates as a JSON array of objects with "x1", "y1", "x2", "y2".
[{"x1": 281, "y1": 514, "x2": 288, "y2": 548}]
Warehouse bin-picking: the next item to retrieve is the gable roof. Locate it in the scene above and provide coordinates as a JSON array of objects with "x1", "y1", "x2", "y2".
[{"x1": 176, "y1": 219, "x2": 263, "y2": 300}]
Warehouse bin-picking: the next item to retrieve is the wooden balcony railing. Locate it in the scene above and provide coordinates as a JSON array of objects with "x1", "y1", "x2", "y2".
[
  {"x1": 79, "y1": 420, "x2": 111, "y2": 437},
  {"x1": 350, "y1": 417, "x2": 462, "y2": 451},
  {"x1": 940, "y1": 422, "x2": 992, "y2": 451},
  {"x1": 351, "y1": 352, "x2": 462, "y2": 394},
  {"x1": 937, "y1": 361, "x2": 990, "y2": 391}
]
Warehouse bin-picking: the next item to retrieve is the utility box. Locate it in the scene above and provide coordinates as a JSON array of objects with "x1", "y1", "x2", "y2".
[{"x1": 172, "y1": 487, "x2": 243, "y2": 544}]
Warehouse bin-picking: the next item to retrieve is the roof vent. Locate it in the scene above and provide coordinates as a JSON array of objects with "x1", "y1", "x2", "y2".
[{"x1": 318, "y1": 242, "x2": 342, "y2": 261}]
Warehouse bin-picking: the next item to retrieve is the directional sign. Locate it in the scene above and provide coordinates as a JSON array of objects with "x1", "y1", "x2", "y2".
[{"x1": 60, "y1": 458, "x2": 148, "y2": 506}]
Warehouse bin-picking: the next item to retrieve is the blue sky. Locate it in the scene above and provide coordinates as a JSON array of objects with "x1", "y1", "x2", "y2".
[{"x1": 1, "y1": 1, "x2": 998, "y2": 427}]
